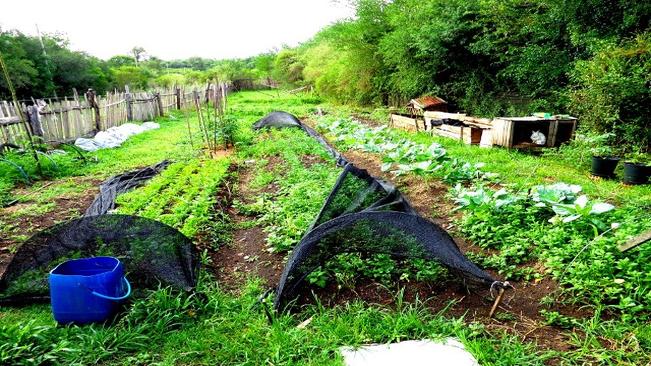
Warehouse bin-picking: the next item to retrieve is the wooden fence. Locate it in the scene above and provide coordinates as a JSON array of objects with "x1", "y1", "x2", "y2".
[{"x1": 0, "y1": 84, "x2": 224, "y2": 146}]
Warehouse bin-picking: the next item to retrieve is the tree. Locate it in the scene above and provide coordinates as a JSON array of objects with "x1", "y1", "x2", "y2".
[
  {"x1": 108, "y1": 55, "x2": 135, "y2": 68},
  {"x1": 112, "y1": 65, "x2": 152, "y2": 90},
  {"x1": 131, "y1": 47, "x2": 147, "y2": 66}
]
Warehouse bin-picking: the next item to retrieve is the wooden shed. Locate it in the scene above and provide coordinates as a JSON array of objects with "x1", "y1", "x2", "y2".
[{"x1": 407, "y1": 96, "x2": 448, "y2": 115}]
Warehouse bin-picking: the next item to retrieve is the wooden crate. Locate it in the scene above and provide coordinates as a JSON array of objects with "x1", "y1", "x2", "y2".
[
  {"x1": 492, "y1": 116, "x2": 577, "y2": 148},
  {"x1": 423, "y1": 111, "x2": 466, "y2": 130},
  {"x1": 389, "y1": 113, "x2": 424, "y2": 131},
  {"x1": 549, "y1": 118, "x2": 578, "y2": 147},
  {"x1": 432, "y1": 124, "x2": 483, "y2": 145}
]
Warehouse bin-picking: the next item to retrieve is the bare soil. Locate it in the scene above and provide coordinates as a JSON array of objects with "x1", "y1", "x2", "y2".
[
  {"x1": 0, "y1": 177, "x2": 102, "y2": 277},
  {"x1": 210, "y1": 160, "x2": 285, "y2": 292}
]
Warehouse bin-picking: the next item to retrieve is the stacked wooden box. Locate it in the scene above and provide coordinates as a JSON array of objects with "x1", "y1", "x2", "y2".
[
  {"x1": 389, "y1": 110, "x2": 578, "y2": 149},
  {"x1": 389, "y1": 113, "x2": 423, "y2": 131}
]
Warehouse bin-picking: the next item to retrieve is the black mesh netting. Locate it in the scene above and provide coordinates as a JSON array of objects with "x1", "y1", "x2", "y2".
[
  {"x1": 253, "y1": 111, "x2": 503, "y2": 311},
  {"x1": 85, "y1": 160, "x2": 171, "y2": 216},
  {"x1": 253, "y1": 111, "x2": 348, "y2": 166},
  {"x1": 0, "y1": 214, "x2": 199, "y2": 305}
]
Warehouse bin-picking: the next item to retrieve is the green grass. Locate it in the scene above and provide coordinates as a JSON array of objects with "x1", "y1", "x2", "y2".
[
  {"x1": 0, "y1": 278, "x2": 545, "y2": 366},
  {"x1": 0, "y1": 111, "x2": 201, "y2": 206}
]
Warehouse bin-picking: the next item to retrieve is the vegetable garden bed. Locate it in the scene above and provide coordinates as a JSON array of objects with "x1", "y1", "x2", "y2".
[{"x1": 0, "y1": 91, "x2": 649, "y2": 365}]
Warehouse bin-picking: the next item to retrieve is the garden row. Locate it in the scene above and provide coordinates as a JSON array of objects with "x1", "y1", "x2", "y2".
[
  {"x1": 314, "y1": 115, "x2": 651, "y2": 319},
  {"x1": 115, "y1": 158, "x2": 231, "y2": 240}
]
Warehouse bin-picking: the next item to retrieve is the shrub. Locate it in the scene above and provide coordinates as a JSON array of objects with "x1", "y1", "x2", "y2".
[{"x1": 568, "y1": 34, "x2": 651, "y2": 148}]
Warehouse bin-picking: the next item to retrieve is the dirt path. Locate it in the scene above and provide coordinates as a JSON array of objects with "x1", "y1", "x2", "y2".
[
  {"x1": 0, "y1": 176, "x2": 101, "y2": 277},
  {"x1": 210, "y1": 162, "x2": 285, "y2": 292}
]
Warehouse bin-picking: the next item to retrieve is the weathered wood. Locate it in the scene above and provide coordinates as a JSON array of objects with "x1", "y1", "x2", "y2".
[
  {"x1": 390, "y1": 113, "x2": 420, "y2": 131},
  {"x1": 125, "y1": 86, "x2": 133, "y2": 121},
  {"x1": 85, "y1": 88, "x2": 101, "y2": 131},
  {"x1": 424, "y1": 111, "x2": 467, "y2": 121},
  {"x1": 155, "y1": 92, "x2": 164, "y2": 117},
  {"x1": 0, "y1": 116, "x2": 21, "y2": 125},
  {"x1": 618, "y1": 230, "x2": 651, "y2": 252},
  {"x1": 489, "y1": 287, "x2": 506, "y2": 318},
  {"x1": 175, "y1": 87, "x2": 181, "y2": 110},
  {"x1": 26, "y1": 105, "x2": 44, "y2": 137}
]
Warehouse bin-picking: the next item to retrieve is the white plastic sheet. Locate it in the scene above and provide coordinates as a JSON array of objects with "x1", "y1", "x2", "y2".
[
  {"x1": 340, "y1": 339, "x2": 480, "y2": 366},
  {"x1": 75, "y1": 122, "x2": 160, "y2": 152}
]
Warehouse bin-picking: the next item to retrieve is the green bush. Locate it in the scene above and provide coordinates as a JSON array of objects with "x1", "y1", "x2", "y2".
[{"x1": 568, "y1": 34, "x2": 651, "y2": 148}]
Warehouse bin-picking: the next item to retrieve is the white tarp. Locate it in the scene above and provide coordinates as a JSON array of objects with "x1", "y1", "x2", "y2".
[
  {"x1": 340, "y1": 339, "x2": 480, "y2": 366},
  {"x1": 75, "y1": 122, "x2": 160, "y2": 152}
]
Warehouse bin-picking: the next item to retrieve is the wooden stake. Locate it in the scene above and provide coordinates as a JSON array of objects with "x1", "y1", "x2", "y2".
[
  {"x1": 489, "y1": 282, "x2": 511, "y2": 318},
  {"x1": 618, "y1": 230, "x2": 651, "y2": 252}
]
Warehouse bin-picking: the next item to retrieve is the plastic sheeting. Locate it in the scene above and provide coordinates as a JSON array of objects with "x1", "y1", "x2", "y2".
[
  {"x1": 75, "y1": 122, "x2": 160, "y2": 152},
  {"x1": 340, "y1": 339, "x2": 480, "y2": 366}
]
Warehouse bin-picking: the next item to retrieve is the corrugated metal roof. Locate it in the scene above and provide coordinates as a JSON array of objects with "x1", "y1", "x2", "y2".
[{"x1": 408, "y1": 96, "x2": 447, "y2": 110}]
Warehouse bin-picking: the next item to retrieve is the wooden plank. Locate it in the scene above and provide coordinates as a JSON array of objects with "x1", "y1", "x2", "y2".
[
  {"x1": 423, "y1": 111, "x2": 467, "y2": 120},
  {"x1": 548, "y1": 120, "x2": 559, "y2": 147},
  {"x1": 0, "y1": 116, "x2": 21, "y2": 125},
  {"x1": 618, "y1": 230, "x2": 651, "y2": 252},
  {"x1": 390, "y1": 114, "x2": 419, "y2": 131},
  {"x1": 432, "y1": 128, "x2": 460, "y2": 140}
]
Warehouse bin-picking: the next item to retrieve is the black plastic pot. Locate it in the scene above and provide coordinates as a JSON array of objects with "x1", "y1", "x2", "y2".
[
  {"x1": 623, "y1": 162, "x2": 650, "y2": 185},
  {"x1": 591, "y1": 156, "x2": 620, "y2": 178}
]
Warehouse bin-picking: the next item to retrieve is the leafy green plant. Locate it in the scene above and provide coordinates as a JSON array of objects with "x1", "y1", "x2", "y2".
[
  {"x1": 116, "y1": 158, "x2": 231, "y2": 241},
  {"x1": 547, "y1": 195, "x2": 614, "y2": 229}
]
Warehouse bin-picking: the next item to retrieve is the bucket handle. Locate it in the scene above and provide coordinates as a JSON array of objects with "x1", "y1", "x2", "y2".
[{"x1": 91, "y1": 277, "x2": 131, "y2": 301}]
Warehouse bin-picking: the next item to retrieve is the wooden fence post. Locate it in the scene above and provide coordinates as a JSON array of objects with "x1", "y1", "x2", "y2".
[
  {"x1": 125, "y1": 85, "x2": 133, "y2": 121},
  {"x1": 85, "y1": 88, "x2": 101, "y2": 131},
  {"x1": 204, "y1": 82, "x2": 211, "y2": 104},
  {"x1": 155, "y1": 92, "x2": 164, "y2": 117},
  {"x1": 26, "y1": 104, "x2": 44, "y2": 138},
  {"x1": 175, "y1": 87, "x2": 181, "y2": 110}
]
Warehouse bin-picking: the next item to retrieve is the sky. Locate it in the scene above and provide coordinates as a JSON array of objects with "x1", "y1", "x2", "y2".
[{"x1": 0, "y1": 0, "x2": 355, "y2": 60}]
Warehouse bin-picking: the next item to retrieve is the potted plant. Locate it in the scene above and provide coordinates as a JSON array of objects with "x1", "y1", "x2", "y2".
[
  {"x1": 623, "y1": 151, "x2": 650, "y2": 185},
  {"x1": 591, "y1": 145, "x2": 620, "y2": 178}
]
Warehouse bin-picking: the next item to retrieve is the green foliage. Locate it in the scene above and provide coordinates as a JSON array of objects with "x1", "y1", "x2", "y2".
[
  {"x1": 568, "y1": 35, "x2": 651, "y2": 147},
  {"x1": 238, "y1": 129, "x2": 337, "y2": 253},
  {"x1": 317, "y1": 115, "x2": 496, "y2": 183},
  {"x1": 454, "y1": 181, "x2": 651, "y2": 317},
  {"x1": 111, "y1": 65, "x2": 153, "y2": 90},
  {"x1": 273, "y1": 49, "x2": 305, "y2": 87},
  {"x1": 0, "y1": 279, "x2": 548, "y2": 365},
  {"x1": 272, "y1": 0, "x2": 650, "y2": 148},
  {"x1": 116, "y1": 158, "x2": 231, "y2": 240}
]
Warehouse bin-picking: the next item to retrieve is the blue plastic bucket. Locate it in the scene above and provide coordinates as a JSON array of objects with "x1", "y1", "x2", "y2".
[{"x1": 49, "y1": 256, "x2": 131, "y2": 324}]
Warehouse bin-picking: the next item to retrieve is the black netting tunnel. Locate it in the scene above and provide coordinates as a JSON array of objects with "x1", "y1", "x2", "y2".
[
  {"x1": 253, "y1": 112, "x2": 504, "y2": 311},
  {"x1": 0, "y1": 214, "x2": 199, "y2": 305},
  {"x1": 85, "y1": 160, "x2": 171, "y2": 216},
  {"x1": 254, "y1": 111, "x2": 348, "y2": 166}
]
